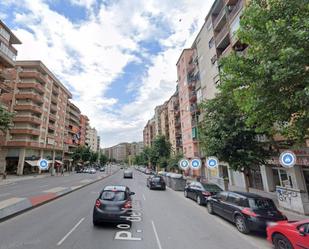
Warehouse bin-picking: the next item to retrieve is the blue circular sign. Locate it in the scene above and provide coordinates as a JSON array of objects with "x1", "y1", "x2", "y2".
[
  {"x1": 38, "y1": 159, "x2": 49, "y2": 170},
  {"x1": 190, "y1": 159, "x2": 201, "y2": 169},
  {"x1": 206, "y1": 157, "x2": 218, "y2": 169},
  {"x1": 178, "y1": 159, "x2": 190, "y2": 170},
  {"x1": 279, "y1": 151, "x2": 296, "y2": 168}
]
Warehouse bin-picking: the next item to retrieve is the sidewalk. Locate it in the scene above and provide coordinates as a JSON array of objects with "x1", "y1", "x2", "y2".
[{"x1": 0, "y1": 172, "x2": 73, "y2": 186}]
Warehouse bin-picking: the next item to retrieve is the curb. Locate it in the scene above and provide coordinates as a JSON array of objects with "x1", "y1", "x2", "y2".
[{"x1": 0, "y1": 170, "x2": 120, "y2": 222}]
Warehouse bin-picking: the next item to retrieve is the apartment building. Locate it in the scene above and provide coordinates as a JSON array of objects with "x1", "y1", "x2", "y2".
[
  {"x1": 159, "y1": 101, "x2": 169, "y2": 140},
  {"x1": 0, "y1": 61, "x2": 71, "y2": 175},
  {"x1": 154, "y1": 105, "x2": 162, "y2": 137},
  {"x1": 167, "y1": 90, "x2": 182, "y2": 154},
  {"x1": 176, "y1": 49, "x2": 199, "y2": 159},
  {"x1": 97, "y1": 136, "x2": 100, "y2": 152},
  {"x1": 143, "y1": 118, "x2": 155, "y2": 147},
  {"x1": 0, "y1": 20, "x2": 21, "y2": 96},
  {"x1": 79, "y1": 114, "x2": 89, "y2": 146},
  {"x1": 112, "y1": 143, "x2": 130, "y2": 162},
  {"x1": 86, "y1": 127, "x2": 98, "y2": 152}
]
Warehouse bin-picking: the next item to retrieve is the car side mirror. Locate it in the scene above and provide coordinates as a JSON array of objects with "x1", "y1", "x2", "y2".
[
  {"x1": 299, "y1": 226, "x2": 306, "y2": 236},
  {"x1": 130, "y1": 192, "x2": 135, "y2": 196}
]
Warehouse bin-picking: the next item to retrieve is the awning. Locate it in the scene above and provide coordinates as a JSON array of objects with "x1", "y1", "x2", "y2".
[
  {"x1": 55, "y1": 160, "x2": 63, "y2": 165},
  {"x1": 25, "y1": 160, "x2": 39, "y2": 167}
]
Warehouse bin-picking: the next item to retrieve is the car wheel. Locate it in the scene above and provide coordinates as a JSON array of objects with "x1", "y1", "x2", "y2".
[
  {"x1": 93, "y1": 219, "x2": 99, "y2": 226},
  {"x1": 273, "y1": 233, "x2": 293, "y2": 249},
  {"x1": 235, "y1": 215, "x2": 250, "y2": 234},
  {"x1": 184, "y1": 190, "x2": 188, "y2": 198},
  {"x1": 207, "y1": 202, "x2": 214, "y2": 214},
  {"x1": 197, "y1": 196, "x2": 203, "y2": 206}
]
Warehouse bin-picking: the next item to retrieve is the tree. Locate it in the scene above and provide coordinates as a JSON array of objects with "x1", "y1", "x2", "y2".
[
  {"x1": 0, "y1": 105, "x2": 14, "y2": 133},
  {"x1": 220, "y1": 0, "x2": 309, "y2": 143},
  {"x1": 81, "y1": 146, "x2": 91, "y2": 163},
  {"x1": 167, "y1": 152, "x2": 183, "y2": 172},
  {"x1": 149, "y1": 136, "x2": 171, "y2": 168},
  {"x1": 90, "y1": 152, "x2": 98, "y2": 164},
  {"x1": 199, "y1": 92, "x2": 270, "y2": 175},
  {"x1": 99, "y1": 154, "x2": 108, "y2": 165}
]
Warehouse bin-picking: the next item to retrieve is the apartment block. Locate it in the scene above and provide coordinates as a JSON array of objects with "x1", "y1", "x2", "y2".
[
  {"x1": 143, "y1": 118, "x2": 155, "y2": 147},
  {"x1": 79, "y1": 114, "x2": 89, "y2": 146},
  {"x1": 0, "y1": 61, "x2": 71, "y2": 175},
  {"x1": 97, "y1": 136, "x2": 100, "y2": 152},
  {"x1": 176, "y1": 49, "x2": 199, "y2": 159},
  {"x1": 154, "y1": 105, "x2": 162, "y2": 137},
  {"x1": 86, "y1": 127, "x2": 98, "y2": 152},
  {"x1": 167, "y1": 90, "x2": 182, "y2": 154},
  {"x1": 159, "y1": 101, "x2": 169, "y2": 140},
  {"x1": 0, "y1": 20, "x2": 21, "y2": 96}
]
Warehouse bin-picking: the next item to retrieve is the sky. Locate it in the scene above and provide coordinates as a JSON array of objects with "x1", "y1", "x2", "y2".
[{"x1": 0, "y1": 0, "x2": 214, "y2": 148}]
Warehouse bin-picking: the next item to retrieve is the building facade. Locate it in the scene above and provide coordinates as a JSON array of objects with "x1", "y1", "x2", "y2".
[
  {"x1": 0, "y1": 61, "x2": 72, "y2": 175},
  {"x1": 159, "y1": 101, "x2": 169, "y2": 140},
  {"x1": 79, "y1": 115, "x2": 89, "y2": 146},
  {"x1": 86, "y1": 127, "x2": 98, "y2": 152}
]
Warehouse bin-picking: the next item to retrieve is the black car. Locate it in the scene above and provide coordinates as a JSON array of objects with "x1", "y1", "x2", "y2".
[
  {"x1": 147, "y1": 176, "x2": 166, "y2": 190},
  {"x1": 93, "y1": 185, "x2": 135, "y2": 226},
  {"x1": 207, "y1": 191, "x2": 287, "y2": 234},
  {"x1": 99, "y1": 167, "x2": 105, "y2": 172},
  {"x1": 184, "y1": 181, "x2": 222, "y2": 205}
]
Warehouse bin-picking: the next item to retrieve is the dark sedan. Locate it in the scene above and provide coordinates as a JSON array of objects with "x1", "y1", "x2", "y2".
[
  {"x1": 147, "y1": 176, "x2": 166, "y2": 190},
  {"x1": 93, "y1": 185, "x2": 135, "y2": 225},
  {"x1": 184, "y1": 181, "x2": 222, "y2": 205},
  {"x1": 207, "y1": 191, "x2": 287, "y2": 234}
]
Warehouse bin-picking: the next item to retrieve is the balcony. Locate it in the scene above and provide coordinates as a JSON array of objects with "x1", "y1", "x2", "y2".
[
  {"x1": 69, "y1": 115, "x2": 79, "y2": 125},
  {"x1": 14, "y1": 104, "x2": 43, "y2": 114},
  {"x1": 175, "y1": 120, "x2": 181, "y2": 128},
  {"x1": 228, "y1": 0, "x2": 244, "y2": 22},
  {"x1": 175, "y1": 131, "x2": 182, "y2": 138},
  {"x1": 190, "y1": 104, "x2": 199, "y2": 114},
  {"x1": 52, "y1": 86, "x2": 59, "y2": 95},
  {"x1": 69, "y1": 109, "x2": 80, "y2": 119},
  {"x1": 10, "y1": 128, "x2": 40, "y2": 136},
  {"x1": 49, "y1": 113, "x2": 57, "y2": 122},
  {"x1": 189, "y1": 92, "x2": 197, "y2": 103},
  {"x1": 50, "y1": 103, "x2": 57, "y2": 112},
  {"x1": 174, "y1": 108, "x2": 180, "y2": 117},
  {"x1": 15, "y1": 93, "x2": 44, "y2": 104},
  {"x1": 17, "y1": 83, "x2": 45, "y2": 94},
  {"x1": 0, "y1": 42, "x2": 17, "y2": 67},
  {"x1": 213, "y1": 6, "x2": 227, "y2": 31},
  {"x1": 215, "y1": 25, "x2": 230, "y2": 49},
  {"x1": 13, "y1": 116, "x2": 41, "y2": 125},
  {"x1": 51, "y1": 94, "x2": 58, "y2": 104},
  {"x1": 19, "y1": 71, "x2": 47, "y2": 84},
  {"x1": 6, "y1": 141, "x2": 40, "y2": 147},
  {"x1": 48, "y1": 123, "x2": 55, "y2": 130}
]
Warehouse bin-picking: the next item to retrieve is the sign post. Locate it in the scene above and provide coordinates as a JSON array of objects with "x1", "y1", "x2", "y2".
[
  {"x1": 178, "y1": 159, "x2": 190, "y2": 171},
  {"x1": 38, "y1": 159, "x2": 49, "y2": 171},
  {"x1": 206, "y1": 157, "x2": 219, "y2": 169},
  {"x1": 279, "y1": 151, "x2": 296, "y2": 168},
  {"x1": 190, "y1": 158, "x2": 201, "y2": 170}
]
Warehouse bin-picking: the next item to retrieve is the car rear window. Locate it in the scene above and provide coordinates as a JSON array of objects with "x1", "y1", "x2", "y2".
[
  {"x1": 249, "y1": 198, "x2": 276, "y2": 210},
  {"x1": 152, "y1": 177, "x2": 162, "y2": 182},
  {"x1": 202, "y1": 184, "x2": 222, "y2": 192},
  {"x1": 101, "y1": 191, "x2": 126, "y2": 201}
]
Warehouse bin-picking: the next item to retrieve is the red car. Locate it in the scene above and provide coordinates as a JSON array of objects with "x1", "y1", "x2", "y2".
[{"x1": 267, "y1": 219, "x2": 309, "y2": 249}]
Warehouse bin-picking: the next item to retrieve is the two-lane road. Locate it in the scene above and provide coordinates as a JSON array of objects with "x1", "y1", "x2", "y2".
[{"x1": 0, "y1": 169, "x2": 271, "y2": 249}]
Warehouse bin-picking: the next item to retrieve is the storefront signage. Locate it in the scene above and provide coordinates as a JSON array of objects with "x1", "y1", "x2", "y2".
[{"x1": 279, "y1": 151, "x2": 296, "y2": 168}]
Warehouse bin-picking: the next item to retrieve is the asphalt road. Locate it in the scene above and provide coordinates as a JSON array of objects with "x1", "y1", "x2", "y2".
[
  {"x1": 0, "y1": 169, "x2": 272, "y2": 249},
  {"x1": 0, "y1": 171, "x2": 109, "y2": 202}
]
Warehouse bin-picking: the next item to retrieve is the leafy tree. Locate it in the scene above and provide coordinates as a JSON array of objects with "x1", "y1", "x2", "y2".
[
  {"x1": 99, "y1": 154, "x2": 108, "y2": 165},
  {"x1": 150, "y1": 136, "x2": 171, "y2": 167},
  {"x1": 90, "y1": 152, "x2": 98, "y2": 164},
  {"x1": 220, "y1": 0, "x2": 309, "y2": 142},
  {"x1": 167, "y1": 152, "x2": 183, "y2": 172},
  {"x1": 72, "y1": 146, "x2": 82, "y2": 163},
  {"x1": 199, "y1": 92, "x2": 270, "y2": 175},
  {"x1": 81, "y1": 146, "x2": 91, "y2": 162},
  {"x1": 0, "y1": 105, "x2": 14, "y2": 133}
]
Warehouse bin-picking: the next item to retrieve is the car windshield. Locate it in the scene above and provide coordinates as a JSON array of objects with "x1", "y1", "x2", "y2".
[
  {"x1": 101, "y1": 191, "x2": 126, "y2": 201},
  {"x1": 202, "y1": 184, "x2": 222, "y2": 192},
  {"x1": 248, "y1": 198, "x2": 277, "y2": 210}
]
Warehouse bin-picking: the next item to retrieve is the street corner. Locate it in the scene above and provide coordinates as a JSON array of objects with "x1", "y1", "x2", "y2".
[{"x1": 0, "y1": 197, "x2": 32, "y2": 220}]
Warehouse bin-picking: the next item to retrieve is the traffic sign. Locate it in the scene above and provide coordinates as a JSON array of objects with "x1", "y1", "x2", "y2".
[
  {"x1": 38, "y1": 159, "x2": 49, "y2": 170},
  {"x1": 190, "y1": 159, "x2": 201, "y2": 170},
  {"x1": 279, "y1": 151, "x2": 296, "y2": 168},
  {"x1": 206, "y1": 157, "x2": 218, "y2": 169},
  {"x1": 178, "y1": 159, "x2": 190, "y2": 170}
]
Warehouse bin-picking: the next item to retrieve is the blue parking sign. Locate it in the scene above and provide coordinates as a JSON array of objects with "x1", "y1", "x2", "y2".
[
  {"x1": 279, "y1": 151, "x2": 296, "y2": 168},
  {"x1": 38, "y1": 159, "x2": 49, "y2": 170}
]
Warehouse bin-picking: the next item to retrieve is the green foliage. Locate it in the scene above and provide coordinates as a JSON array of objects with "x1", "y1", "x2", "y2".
[
  {"x1": 90, "y1": 152, "x2": 98, "y2": 163},
  {"x1": 199, "y1": 92, "x2": 270, "y2": 172},
  {"x1": 72, "y1": 146, "x2": 92, "y2": 164},
  {"x1": 99, "y1": 154, "x2": 108, "y2": 165},
  {"x1": 149, "y1": 136, "x2": 171, "y2": 167},
  {"x1": 167, "y1": 152, "x2": 183, "y2": 171},
  {"x1": 0, "y1": 105, "x2": 14, "y2": 133},
  {"x1": 220, "y1": 0, "x2": 309, "y2": 142}
]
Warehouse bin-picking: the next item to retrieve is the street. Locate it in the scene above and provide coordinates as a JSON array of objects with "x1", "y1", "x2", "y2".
[{"x1": 0, "y1": 169, "x2": 271, "y2": 249}]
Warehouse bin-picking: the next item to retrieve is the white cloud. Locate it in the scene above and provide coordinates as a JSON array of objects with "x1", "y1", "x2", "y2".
[{"x1": 8, "y1": 0, "x2": 214, "y2": 147}]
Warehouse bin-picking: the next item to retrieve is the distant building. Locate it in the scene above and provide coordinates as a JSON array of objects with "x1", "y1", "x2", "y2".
[{"x1": 86, "y1": 127, "x2": 98, "y2": 152}]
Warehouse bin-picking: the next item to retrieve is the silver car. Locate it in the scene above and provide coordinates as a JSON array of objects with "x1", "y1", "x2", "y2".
[{"x1": 123, "y1": 170, "x2": 133, "y2": 179}]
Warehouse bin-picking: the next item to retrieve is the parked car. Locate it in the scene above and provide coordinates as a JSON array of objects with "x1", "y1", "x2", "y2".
[
  {"x1": 207, "y1": 191, "x2": 287, "y2": 234},
  {"x1": 100, "y1": 167, "x2": 105, "y2": 172},
  {"x1": 76, "y1": 168, "x2": 83, "y2": 173},
  {"x1": 267, "y1": 219, "x2": 309, "y2": 249},
  {"x1": 89, "y1": 168, "x2": 96, "y2": 174},
  {"x1": 123, "y1": 169, "x2": 133, "y2": 179},
  {"x1": 184, "y1": 181, "x2": 222, "y2": 205},
  {"x1": 147, "y1": 176, "x2": 166, "y2": 190},
  {"x1": 145, "y1": 169, "x2": 152, "y2": 175},
  {"x1": 93, "y1": 185, "x2": 135, "y2": 225}
]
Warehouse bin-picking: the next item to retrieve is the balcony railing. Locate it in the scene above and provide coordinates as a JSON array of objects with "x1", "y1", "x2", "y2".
[
  {"x1": 228, "y1": 0, "x2": 243, "y2": 21},
  {"x1": 17, "y1": 83, "x2": 45, "y2": 94},
  {"x1": 15, "y1": 93, "x2": 44, "y2": 104},
  {"x1": 19, "y1": 71, "x2": 47, "y2": 84},
  {"x1": 49, "y1": 113, "x2": 57, "y2": 122},
  {"x1": 213, "y1": 6, "x2": 227, "y2": 30},
  {"x1": 14, "y1": 104, "x2": 43, "y2": 114},
  {"x1": 215, "y1": 25, "x2": 229, "y2": 48},
  {"x1": 0, "y1": 42, "x2": 16, "y2": 64},
  {"x1": 10, "y1": 128, "x2": 40, "y2": 136},
  {"x1": 189, "y1": 92, "x2": 197, "y2": 103},
  {"x1": 13, "y1": 116, "x2": 42, "y2": 125}
]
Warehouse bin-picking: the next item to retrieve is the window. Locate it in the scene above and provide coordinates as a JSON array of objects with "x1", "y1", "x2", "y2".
[
  {"x1": 227, "y1": 193, "x2": 241, "y2": 205},
  {"x1": 217, "y1": 192, "x2": 228, "y2": 201},
  {"x1": 298, "y1": 223, "x2": 309, "y2": 234},
  {"x1": 208, "y1": 37, "x2": 214, "y2": 48},
  {"x1": 249, "y1": 198, "x2": 277, "y2": 211},
  {"x1": 101, "y1": 191, "x2": 126, "y2": 201},
  {"x1": 272, "y1": 168, "x2": 293, "y2": 188}
]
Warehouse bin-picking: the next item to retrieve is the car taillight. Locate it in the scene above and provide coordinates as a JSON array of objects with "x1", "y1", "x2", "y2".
[
  {"x1": 241, "y1": 208, "x2": 259, "y2": 217},
  {"x1": 95, "y1": 199, "x2": 101, "y2": 208},
  {"x1": 124, "y1": 201, "x2": 132, "y2": 209},
  {"x1": 202, "y1": 191, "x2": 211, "y2": 196}
]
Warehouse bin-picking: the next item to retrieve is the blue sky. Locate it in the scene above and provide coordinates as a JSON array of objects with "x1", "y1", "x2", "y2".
[{"x1": 0, "y1": 0, "x2": 214, "y2": 147}]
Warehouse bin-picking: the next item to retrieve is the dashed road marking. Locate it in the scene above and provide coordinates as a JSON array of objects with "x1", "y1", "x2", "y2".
[
  {"x1": 57, "y1": 217, "x2": 85, "y2": 246},
  {"x1": 151, "y1": 220, "x2": 163, "y2": 249}
]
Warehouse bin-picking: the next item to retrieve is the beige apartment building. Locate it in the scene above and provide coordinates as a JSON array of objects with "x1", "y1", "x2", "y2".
[
  {"x1": 86, "y1": 127, "x2": 98, "y2": 152},
  {"x1": 0, "y1": 61, "x2": 72, "y2": 175},
  {"x1": 167, "y1": 89, "x2": 182, "y2": 154},
  {"x1": 159, "y1": 101, "x2": 169, "y2": 140},
  {"x1": 154, "y1": 105, "x2": 162, "y2": 137},
  {"x1": 143, "y1": 118, "x2": 155, "y2": 147}
]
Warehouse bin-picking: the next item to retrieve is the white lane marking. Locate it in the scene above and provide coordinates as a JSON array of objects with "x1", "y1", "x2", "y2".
[
  {"x1": 43, "y1": 187, "x2": 66, "y2": 193},
  {"x1": 40, "y1": 184, "x2": 49, "y2": 188},
  {"x1": 142, "y1": 194, "x2": 146, "y2": 201},
  {"x1": 0, "y1": 192, "x2": 11, "y2": 197},
  {"x1": 57, "y1": 217, "x2": 85, "y2": 246},
  {"x1": 0, "y1": 197, "x2": 26, "y2": 209},
  {"x1": 151, "y1": 220, "x2": 163, "y2": 249}
]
